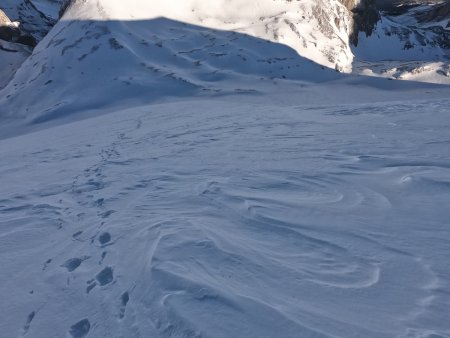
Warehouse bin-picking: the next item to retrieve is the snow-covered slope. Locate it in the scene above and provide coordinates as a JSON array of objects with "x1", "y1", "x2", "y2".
[
  {"x1": 2, "y1": 0, "x2": 450, "y2": 131},
  {"x1": 0, "y1": 0, "x2": 354, "y2": 128},
  {"x1": 2, "y1": 0, "x2": 450, "y2": 94},
  {"x1": 70, "y1": 0, "x2": 356, "y2": 70},
  {"x1": 1, "y1": 1, "x2": 450, "y2": 338},
  {"x1": 1, "y1": 87, "x2": 450, "y2": 338},
  {"x1": 0, "y1": 39, "x2": 30, "y2": 89}
]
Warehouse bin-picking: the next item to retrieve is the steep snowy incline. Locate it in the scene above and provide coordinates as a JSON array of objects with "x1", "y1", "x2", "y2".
[
  {"x1": 2, "y1": 0, "x2": 450, "y2": 101},
  {"x1": 0, "y1": 94, "x2": 449, "y2": 338},
  {"x1": 2, "y1": 0, "x2": 450, "y2": 134},
  {"x1": 0, "y1": 0, "x2": 358, "y2": 127},
  {"x1": 68, "y1": 0, "x2": 355, "y2": 70}
]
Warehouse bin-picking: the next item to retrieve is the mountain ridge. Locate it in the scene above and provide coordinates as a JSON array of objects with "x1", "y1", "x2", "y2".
[
  {"x1": 0, "y1": 0, "x2": 449, "y2": 127},
  {"x1": 1, "y1": 1, "x2": 448, "y2": 78}
]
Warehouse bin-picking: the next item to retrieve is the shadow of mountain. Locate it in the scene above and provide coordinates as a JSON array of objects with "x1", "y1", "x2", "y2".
[{"x1": 0, "y1": 16, "x2": 448, "y2": 131}]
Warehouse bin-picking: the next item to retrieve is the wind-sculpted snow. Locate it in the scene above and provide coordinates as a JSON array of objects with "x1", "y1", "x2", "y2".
[
  {"x1": 0, "y1": 1, "x2": 449, "y2": 337},
  {"x1": 0, "y1": 96, "x2": 449, "y2": 337}
]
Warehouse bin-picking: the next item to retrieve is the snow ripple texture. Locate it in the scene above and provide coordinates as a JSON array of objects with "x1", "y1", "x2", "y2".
[{"x1": 1, "y1": 98, "x2": 450, "y2": 338}]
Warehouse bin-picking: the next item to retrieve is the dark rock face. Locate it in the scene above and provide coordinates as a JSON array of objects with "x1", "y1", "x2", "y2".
[
  {"x1": 376, "y1": 0, "x2": 409, "y2": 11},
  {"x1": 16, "y1": 34, "x2": 37, "y2": 47},
  {"x1": 0, "y1": 9, "x2": 20, "y2": 42},
  {"x1": 351, "y1": 0, "x2": 381, "y2": 45},
  {"x1": 338, "y1": 0, "x2": 381, "y2": 46},
  {"x1": 0, "y1": 26, "x2": 20, "y2": 42}
]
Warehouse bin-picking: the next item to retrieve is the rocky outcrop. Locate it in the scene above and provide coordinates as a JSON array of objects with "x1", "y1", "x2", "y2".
[
  {"x1": 0, "y1": 9, "x2": 36, "y2": 46},
  {"x1": 0, "y1": 26, "x2": 20, "y2": 42},
  {"x1": 352, "y1": 0, "x2": 380, "y2": 44},
  {"x1": 0, "y1": 9, "x2": 10, "y2": 24},
  {"x1": 0, "y1": 9, "x2": 21, "y2": 43},
  {"x1": 338, "y1": 0, "x2": 381, "y2": 46}
]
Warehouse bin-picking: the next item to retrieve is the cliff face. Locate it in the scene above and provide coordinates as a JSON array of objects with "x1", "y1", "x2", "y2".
[
  {"x1": 340, "y1": 0, "x2": 450, "y2": 47},
  {"x1": 0, "y1": 9, "x2": 11, "y2": 25},
  {"x1": 337, "y1": 0, "x2": 381, "y2": 46},
  {"x1": 350, "y1": 0, "x2": 381, "y2": 45},
  {"x1": 0, "y1": 9, "x2": 18, "y2": 40}
]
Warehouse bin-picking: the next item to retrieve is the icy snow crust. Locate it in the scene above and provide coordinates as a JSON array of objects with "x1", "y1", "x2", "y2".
[{"x1": 0, "y1": 0, "x2": 450, "y2": 337}]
